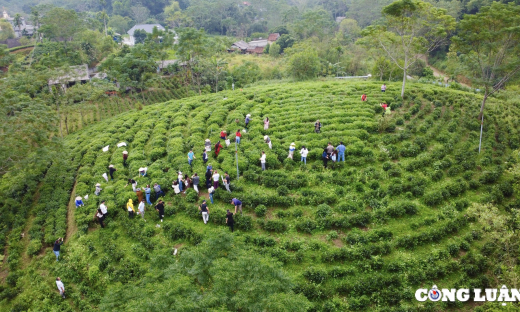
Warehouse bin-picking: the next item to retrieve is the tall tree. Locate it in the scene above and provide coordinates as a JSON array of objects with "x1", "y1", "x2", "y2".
[
  {"x1": 0, "y1": 20, "x2": 15, "y2": 40},
  {"x1": 13, "y1": 14, "x2": 22, "y2": 32},
  {"x1": 361, "y1": 0, "x2": 456, "y2": 98},
  {"x1": 131, "y1": 5, "x2": 150, "y2": 24},
  {"x1": 176, "y1": 27, "x2": 210, "y2": 95},
  {"x1": 40, "y1": 8, "x2": 83, "y2": 47},
  {"x1": 99, "y1": 0, "x2": 108, "y2": 36},
  {"x1": 108, "y1": 15, "x2": 132, "y2": 34},
  {"x1": 450, "y1": 2, "x2": 520, "y2": 153}
]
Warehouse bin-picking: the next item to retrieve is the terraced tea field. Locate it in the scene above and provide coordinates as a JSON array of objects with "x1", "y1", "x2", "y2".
[{"x1": 3, "y1": 80, "x2": 520, "y2": 311}]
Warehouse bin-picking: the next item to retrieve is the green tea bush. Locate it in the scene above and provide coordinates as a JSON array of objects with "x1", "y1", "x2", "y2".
[
  {"x1": 277, "y1": 185, "x2": 289, "y2": 196},
  {"x1": 303, "y1": 267, "x2": 328, "y2": 284},
  {"x1": 315, "y1": 204, "x2": 333, "y2": 218},
  {"x1": 184, "y1": 189, "x2": 199, "y2": 203},
  {"x1": 260, "y1": 220, "x2": 287, "y2": 233},
  {"x1": 296, "y1": 218, "x2": 317, "y2": 233},
  {"x1": 255, "y1": 204, "x2": 267, "y2": 217}
]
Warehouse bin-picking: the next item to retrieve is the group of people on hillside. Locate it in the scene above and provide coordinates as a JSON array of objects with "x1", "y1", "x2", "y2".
[
  {"x1": 322, "y1": 142, "x2": 346, "y2": 168},
  {"x1": 59, "y1": 85, "x2": 391, "y2": 300}
]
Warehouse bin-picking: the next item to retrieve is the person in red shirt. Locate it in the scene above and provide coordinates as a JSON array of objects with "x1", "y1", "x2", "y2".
[
  {"x1": 380, "y1": 103, "x2": 388, "y2": 116},
  {"x1": 215, "y1": 141, "x2": 223, "y2": 157},
  {"x1": 220, "y1": 130, "x2": 227, "y2": 140},
  {"x1": 361, "y1": 94, "x2": 367, "y2": 101},
  {"x1": 235, "y1": 129, "x2": 242, "y2": 144}
]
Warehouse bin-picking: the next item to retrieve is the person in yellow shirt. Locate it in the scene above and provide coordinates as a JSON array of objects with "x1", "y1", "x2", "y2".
[{"x1": 127, "y1": 199, "x2": 135, "y2": 218}]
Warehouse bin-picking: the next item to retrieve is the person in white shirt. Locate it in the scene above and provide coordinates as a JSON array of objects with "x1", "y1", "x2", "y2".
[
  {"x1": 137, "y1": 199, "x2": 146, "y2": 220},
  {"x1": 381, "y1": 83, "x2": 386, "y2": 92},
  {"x1": 56, "y1": 277, "x2": 65, "y2": 299},
  {"x1": 95, "y1": 183, "x2": 102, "y2": 196},
  {"x1": 208, "y1": 186, "x2": 215, "y2": 204},
  {"x1": 99, "y1": 201, "x2": 108, "y2": 220},
  {"x1": 260, "y1": 151, "x2": 266, "y2": 171},
  {"x1": 212, "y1": 170, "x2": 220, "y2": 189},
  {"x1": 172, "y1": 181, "x2": 180, "y2": 194},
  {"x1": 300, "y1": 146, "x2": 309, "y2": 165},
  {"x1": 178, "y1": 171, "x2": 184, "y2": 192}
]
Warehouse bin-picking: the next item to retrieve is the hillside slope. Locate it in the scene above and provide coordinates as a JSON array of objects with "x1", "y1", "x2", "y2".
[{"x1": 2, "y1": 80, "x2": 520, "y2": 311}]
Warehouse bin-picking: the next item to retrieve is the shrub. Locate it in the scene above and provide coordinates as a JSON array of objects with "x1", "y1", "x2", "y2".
[
  {"x1": 296, "y1": 218, "x2": 317, "y2": 233},
  {"x1": 26, "y1": 240, "x2": 42, "y2": 256},
  {"x1": 185, "y1": 189, "x2": 198, "y2": 203},
  {"x1": 303, "y1": 267, "x2": 328, "y2": 284},
  {"x1": 316, "y1": 204, "x2": 333, "y2": 218},
  {"x1": 277, "y1": 185, "x2": 289, "y2": 196},
  {"x1": 326, "y1": 231, "x2": 339, "y2": 240},
  {"x1": 337, "y1": 201, "x2": 360, "y2": 213},
  {"x1": 261, "y1": 220, "x2": 287, "y2": 233},
  {"x1": 255, "y1": 205, "x2": 267, "y2": 217},
  {"x1": 235, "y1": 214, "x2": 253, "y2": 231},
  {"x1": 424, "y1": 190, "x2": 443, "y2": 206}
]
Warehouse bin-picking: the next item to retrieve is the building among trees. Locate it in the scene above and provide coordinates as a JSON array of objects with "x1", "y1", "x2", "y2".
[
  {"x1": 126, "y1": 24, "x2": 165, "y2": 45},
  {"x1": 2, "y1": 9, "x2": 37, "y2": 38}
]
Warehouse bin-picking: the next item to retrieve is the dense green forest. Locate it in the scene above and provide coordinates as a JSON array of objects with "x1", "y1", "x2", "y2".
[{"x1": 1, "y1": 0, "x2": 520, "y2": 310}]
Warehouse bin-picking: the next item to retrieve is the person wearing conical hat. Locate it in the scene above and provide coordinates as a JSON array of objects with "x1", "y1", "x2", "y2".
[
  {"x1": 95, "y1": 183, "x2": 102, "y2": 196},
  {"x1": 288, "y1": 142, "x2": 296, "y2": 159},
  {"x1": 108, "y1": 165, "x2": 116, "y2": 180},
  {"x1": 122, "y1": 151, "x2": 128, "y2": 166},
  {"x1": 75, "y1": 196, "x2": 84, "y2": 208},
  {"x1": 139, "y1": 167, "x2": 147, "y2": 177},
  {"x1": 245, "y1": 114, "x2": 251, "y2": 129},
  {"x1": 220, "y1": 130, "x2": 227, "y2": 140}
]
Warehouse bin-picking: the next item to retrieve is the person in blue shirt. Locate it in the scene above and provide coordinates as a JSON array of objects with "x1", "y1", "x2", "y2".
[
  {"x1": 336, "y1": 142, "x2": 346, "y2": 162},
  {"x1": 202, "y1": 150, "x2": 208, "y2": 164},
  {"x1": 144, "y1": 184, "x2": 152, "y2": 205},
  {"x1": 288, "y1": 143, "x2": 296, "y2": 159},
  {"x1": 231, "y1": 198, "x2": 243, "y2": 214},
  {"x1": 322, "y1": 149, "x2": 329, "y2": 168},
  {"x1": 187, "y1": 149, "x2": 195, "y2": 166},
  {"x1": 245, "y1": 114, "x2": 251, "y2": 129},
  {"x1": 75, "y1": 196, "x2": 84, "y2": 207}
]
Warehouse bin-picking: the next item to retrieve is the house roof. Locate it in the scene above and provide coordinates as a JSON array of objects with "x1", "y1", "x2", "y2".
[
  {"x1": 268, "y1": 33, "x2": 280, "y2": 41},
  {"x1": 48, "y1": 64, "x2": 90, "y2": 85},
  {"x1": 246, "y1": 46, "x2": 264, "y2": 54},
  {"x1": 127, "y1": 24, "x2": 165, "y2": 36},
  {"x1": 248, "y1": 39, "x2": 268, "y2": 48},
  {"x1": 231, "y1": 40, "x2": 249, "y2": 50}
]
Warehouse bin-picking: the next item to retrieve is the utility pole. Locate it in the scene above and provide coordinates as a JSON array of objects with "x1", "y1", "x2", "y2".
[{"x1": 235, "y1": 140, "x2": 239, "y2": 180}]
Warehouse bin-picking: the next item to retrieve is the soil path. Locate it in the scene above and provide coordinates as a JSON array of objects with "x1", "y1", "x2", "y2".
[
  {"x1": 65, "y1": 181, "x2": 79, "y2": 243},
  {"x1": 418, "y1": 55, "x2": 471, "y2": 88}
]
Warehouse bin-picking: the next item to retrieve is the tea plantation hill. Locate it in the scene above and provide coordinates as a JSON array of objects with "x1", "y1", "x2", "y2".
[{"x1": 2, "y1": 80, "x2": 519, "y2": 311}]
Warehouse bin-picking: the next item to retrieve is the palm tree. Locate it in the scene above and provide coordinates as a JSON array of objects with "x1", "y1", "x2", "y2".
[{"x1": 13, "y1": 14, "x2": 22, "y2": 34}]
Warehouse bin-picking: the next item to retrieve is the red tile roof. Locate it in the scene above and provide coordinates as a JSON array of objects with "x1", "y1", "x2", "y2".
[{"x1": 268, "y1": 33, "x2": 280, "y2": 42}]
